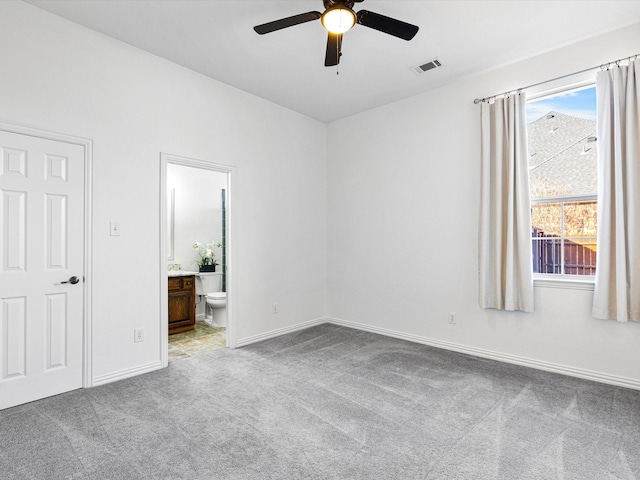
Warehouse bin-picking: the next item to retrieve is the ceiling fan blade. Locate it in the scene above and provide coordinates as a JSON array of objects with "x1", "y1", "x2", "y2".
[
  {"x1": 356, "y1": 10, "x2": 419, "y2": 41},
  {"x1": 325, "y1": 33, "x2": 343, "y2": 67},
  {"x1": 254, "y1": 11, "x2": 322, "y2": 35}
]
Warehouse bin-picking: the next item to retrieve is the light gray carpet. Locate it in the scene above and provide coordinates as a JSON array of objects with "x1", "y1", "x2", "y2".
[{"x1": 1, "y1": 323, "x2": 639, "y2": 480}]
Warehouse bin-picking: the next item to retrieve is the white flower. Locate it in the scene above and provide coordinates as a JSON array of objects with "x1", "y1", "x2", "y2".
[{"x1": 193, "y1": 239, "x2": 222, "y2": 266}]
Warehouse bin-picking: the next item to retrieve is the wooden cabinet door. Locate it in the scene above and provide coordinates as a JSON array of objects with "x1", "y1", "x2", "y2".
[{"x1": 168, "y1": 276, "x2": 195, "y2": 334}]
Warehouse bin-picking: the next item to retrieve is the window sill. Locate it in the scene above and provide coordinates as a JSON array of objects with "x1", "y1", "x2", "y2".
[{"x1": 533, "y1": 276, "x2": 594, "y2": 291}]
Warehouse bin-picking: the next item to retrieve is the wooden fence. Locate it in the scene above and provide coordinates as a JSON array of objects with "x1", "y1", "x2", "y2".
[{"x1": 532, "y1": 230, "x2": 596, "y2": 275}]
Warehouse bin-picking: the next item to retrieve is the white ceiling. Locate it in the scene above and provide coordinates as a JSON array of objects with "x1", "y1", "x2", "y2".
[{"x1": 24, "y1": 0, "x2": 640, "y2": 123}]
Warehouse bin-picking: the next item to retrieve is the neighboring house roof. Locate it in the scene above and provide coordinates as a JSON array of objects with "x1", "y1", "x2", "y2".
[{"x1": 528, "y1": 111, "x2": 597, "y2": 198}]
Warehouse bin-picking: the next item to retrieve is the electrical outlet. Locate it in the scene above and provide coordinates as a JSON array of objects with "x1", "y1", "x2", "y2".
[
  {"x1": 448, "y1": 312, "x2": 457, "y2": 324},
  {"x1": 272, "y1": 303, "x2": 278, "y2": 314},
  {"x1": 134, "y1": 328, "x2": 144, "y2": 343}
]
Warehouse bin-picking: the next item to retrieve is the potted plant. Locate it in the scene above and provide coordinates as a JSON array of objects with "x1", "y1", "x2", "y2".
[{"x1": 193, "y1": 241, "x2": 222, "y2": 272}]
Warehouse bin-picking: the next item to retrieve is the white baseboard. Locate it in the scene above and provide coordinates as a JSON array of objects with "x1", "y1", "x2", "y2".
[
  {"x1": 91, "y1": 318, "x2": 326, "y2": 386},
  {"x1": 326, "y1": 317, "x2": 640, "y2": 391},
  {"x1": 236, "y1": 317, "x2": 326, "y2": 348},
  {"x1": 92, "y1": 360, "x2": 163, "y2": 387},
  {"x1": 89, "y1": 317, "x2": 640, "y2": 391}
]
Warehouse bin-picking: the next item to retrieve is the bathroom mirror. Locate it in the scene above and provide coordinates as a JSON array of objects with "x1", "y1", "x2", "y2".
[
  {"x1": 166, "y1": 164, "x2": 227, "y2": 275},
  {"x1": 167, "y1": 188, "x2": 175, "y2": 261}
]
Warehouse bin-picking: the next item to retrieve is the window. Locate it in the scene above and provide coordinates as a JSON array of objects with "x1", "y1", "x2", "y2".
[{"x1": 527, "y1": 86, "x2": 597, "y2": 277}]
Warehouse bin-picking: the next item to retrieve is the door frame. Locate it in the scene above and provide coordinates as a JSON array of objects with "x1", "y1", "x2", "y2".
[
  {"x1": 0, "y1": 120, "x2": 93, "y2": 388},
  {"x1": 159, "y1": 153, "x2": 236, "y2": 367}
]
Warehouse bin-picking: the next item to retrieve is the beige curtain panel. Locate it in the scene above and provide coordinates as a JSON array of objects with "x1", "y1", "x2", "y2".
[
  {"x1": 479, "y1": 94, "x2": 534, "y2": 312},
  {"x1": 592, "y1": 59, "x2": 640, "y2": 322}
]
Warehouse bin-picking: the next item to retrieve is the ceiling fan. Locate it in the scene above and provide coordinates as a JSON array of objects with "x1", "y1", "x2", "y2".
[{"x1": 253, "y1": 0, "x2": 419, "y2": 67}]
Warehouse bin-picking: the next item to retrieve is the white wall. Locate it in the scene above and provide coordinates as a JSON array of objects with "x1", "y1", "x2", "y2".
[
  {"x1": 0, "y1": 2, "x2": 327, "y2": 382},
  {"x1": 327, "y1": 22, "x2": 640, "y2": 387}
]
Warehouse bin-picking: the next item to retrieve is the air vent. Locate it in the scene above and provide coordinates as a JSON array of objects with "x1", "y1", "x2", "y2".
[{"x1": 412, "y1": 58, "x2": 443, "y2": 75}]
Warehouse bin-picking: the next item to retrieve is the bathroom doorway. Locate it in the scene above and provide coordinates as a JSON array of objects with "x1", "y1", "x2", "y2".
[{"x1": 159, "y1": 153, "x2": 235, "y2": 367}]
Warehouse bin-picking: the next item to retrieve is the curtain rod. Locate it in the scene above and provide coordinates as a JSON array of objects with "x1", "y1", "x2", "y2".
[{"x1": 473, "y1": 53, "x2": 640, "y2": 104}]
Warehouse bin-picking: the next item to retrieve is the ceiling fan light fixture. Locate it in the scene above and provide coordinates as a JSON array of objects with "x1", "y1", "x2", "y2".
[{"x1": 321, "y1": 6, "x2": 356, "y2": 34}]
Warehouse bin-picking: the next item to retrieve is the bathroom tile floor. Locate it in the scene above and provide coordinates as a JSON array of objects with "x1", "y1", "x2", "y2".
[{"x1": 168, "y1": 321, "x2": 226, "y2": 362}]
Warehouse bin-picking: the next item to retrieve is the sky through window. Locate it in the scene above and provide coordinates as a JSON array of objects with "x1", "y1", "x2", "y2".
[{"x1": 527, "y1": 87, "x2": 596, "y2": 123}]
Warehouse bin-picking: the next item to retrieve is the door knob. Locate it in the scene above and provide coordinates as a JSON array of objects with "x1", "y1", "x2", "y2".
[{"x1": 61, "y1": 276, "x2": 80, "y2": 285}]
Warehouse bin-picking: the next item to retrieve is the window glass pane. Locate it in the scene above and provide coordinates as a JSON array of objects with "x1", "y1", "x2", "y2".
[
  {"x1": 532, "y1": 237, "x2": 562, "y2": 274},
  {"x1": 563, "y1": 200, "x2": 597, "y2": 238},
  {"x1": 563, "y1": 237, "x2": 596, "y2": 276},
  {"x1": 528, "y1": 87, "x2": 597, "y2": 201},
  {"x1": 532, "y1": 202, "x2": 561, "y2": 237}
]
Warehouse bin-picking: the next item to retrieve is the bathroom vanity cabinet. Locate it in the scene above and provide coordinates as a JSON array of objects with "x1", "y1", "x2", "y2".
[{"x1": 168, "y1": 275, "x2": 196, "y2": 335}]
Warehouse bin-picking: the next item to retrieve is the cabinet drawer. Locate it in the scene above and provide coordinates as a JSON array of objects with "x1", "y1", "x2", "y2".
[
  {"x1": 183, "y1": 277, "x2": 194, "y2": 289},
  {"x1": 168, "y1": 277, "x2": 182, "y2": 291}
]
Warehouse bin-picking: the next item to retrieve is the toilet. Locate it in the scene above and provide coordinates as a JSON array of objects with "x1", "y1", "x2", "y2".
[{"x1": 194, "y1": 272, "x2": 227, "y2": 327}]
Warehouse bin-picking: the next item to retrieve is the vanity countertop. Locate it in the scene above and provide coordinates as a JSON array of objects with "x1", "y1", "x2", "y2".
[{"x1": 168, "y1": 270, "x2": 198, "y2": 277}]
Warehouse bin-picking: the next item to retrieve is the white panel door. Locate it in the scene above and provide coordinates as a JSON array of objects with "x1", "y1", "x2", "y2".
[{"x1": 0, "y1": 131, "x2": 84, "y2": 410}]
